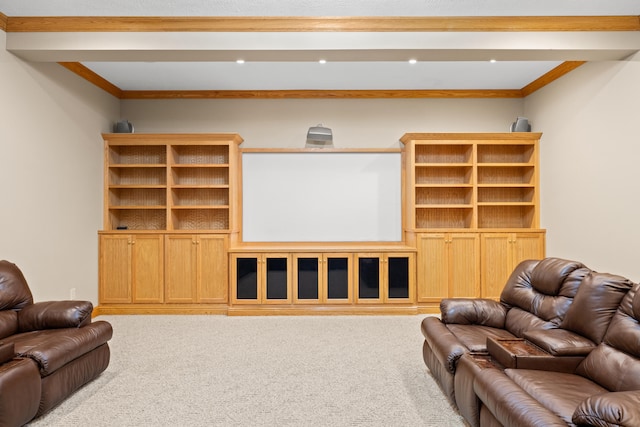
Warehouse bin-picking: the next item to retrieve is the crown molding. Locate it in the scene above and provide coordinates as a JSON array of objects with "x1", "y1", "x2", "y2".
[
  {"x1": 60, "y1": 57, "x2": 584, "y2": 99},
  {"x1": 60, "y1": 59, "x2": 584, "y2": 99},
  {"x1": 7, "y1": 15, "x2": 640, "y2": 33},
  {"x1": 0, "y1": 12, "x2": 7, "y2": 31},
  {"x1": 119, "y1": 89, "x2": 524, "y2": 99}
]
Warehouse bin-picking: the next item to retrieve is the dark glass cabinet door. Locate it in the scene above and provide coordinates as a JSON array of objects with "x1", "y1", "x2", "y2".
[
  {"x1": 236, "y1": 257, "x2": 258, "y2": 300},
  {"x1": 265, "y1": 258, "x2": 289, "y2": 300},
  {"x1": 358, "y1": 257, "x2": 380, "y2": 299},
  {"x1": 297, "y1": 258, "x2": 319, "y2": 300},
  {"x1": 326, "y1": 257, "x2": 349, "y2": 300},
  {"x1": 387, "y1": 257, "x2": 410, "y2": 299}
]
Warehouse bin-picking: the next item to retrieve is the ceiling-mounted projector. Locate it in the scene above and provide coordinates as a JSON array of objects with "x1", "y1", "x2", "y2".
[{"x1": 306, "y1": 124, "x2": 333, "y2": 148}]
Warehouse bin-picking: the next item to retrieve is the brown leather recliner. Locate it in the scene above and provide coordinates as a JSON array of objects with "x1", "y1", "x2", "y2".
[
  {"x1": 0, "y1": 260, "x2": 113, "y2": 425},
  {"x1": 421, "y1": 258, "x2": 590, "y2": 404},
  {"x1": 474, "y1": 281, "x2": 640, "y2": 426}
]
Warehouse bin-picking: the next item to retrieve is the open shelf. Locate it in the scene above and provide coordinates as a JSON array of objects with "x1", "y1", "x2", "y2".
[
  {"x1": 108, "y1": 209, "x2": 167, "y2": 230},
  {"x1": 415, "y1": 165, "x2": 473, "y2": 185},
  {"x1": 108, "y1": 145, "x2": 166, "y2": 165},
  {"x1": 171, "y1": 209, "x2": 229, "y2": 230},
  {"x1": 171, "y1": 145, "x2": 229, "y2": 165},
  {"x1": 103, "y1": 134, "x2": 242, "y2": 231},
  {"x1": 415, "y1": 144, "x2": 473, "y2": 164},
  {"x1": 478, "y1": 205, "x2": 536, "y2": 229},
  {"x1": 416, "y1": 186, "x2": 472, "y2": 205},
  {"x1": 171, "y1": 166, "x2": 229, "y2": 186},
  {"x1": 477, "y1": 144, "x2": 534, "y2": 164},
  {"x1": 477, "y1": 186, "x2": 534, "y2": 203},
  {"x1": 402, "y1": 133, "x2": 540, "y2": 232},
  {"x1": 416, "y1": 207, "x2": 473, "y2": 229}
]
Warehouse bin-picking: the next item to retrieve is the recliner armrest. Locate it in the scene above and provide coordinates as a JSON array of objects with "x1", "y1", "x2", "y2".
[
  {"x1": 524, "y1": 328, "x2": 596, "y2": 357},
  {"x1": 441, "y1": 298, "x2": 507, "y2": 328},
  {"x1": 421, "y1": 317, "x2": 467, "y2": 374},
  {"x1": 17, "y1": 300, "x2": 93, "y2": 332},
  {"x1": 573, "y1": 391, "x2": 640, "y2": 427}
]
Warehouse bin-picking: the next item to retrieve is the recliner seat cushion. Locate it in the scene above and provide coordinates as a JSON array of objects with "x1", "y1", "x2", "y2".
[
  {"x1": 505, "y1": 369, "x2": 608, "y2": 425},
  {"x1": 446, "y1": 324, "x2": 516, "y2": 354}
]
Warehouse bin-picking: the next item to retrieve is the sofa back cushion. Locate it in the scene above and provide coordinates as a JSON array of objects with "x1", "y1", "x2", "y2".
[
  {"x1": 0, "y1": 260, "x2": 33, "y2": 311},
  {"x1": 501, "y1": 258, "x2": 589, "y2": 336},
  {"x1": 560, "y1": 272, "x2": 634, "y2": 344},
  {"x1": 576, "y1": 284, "x2": 640, "y2": 391}
]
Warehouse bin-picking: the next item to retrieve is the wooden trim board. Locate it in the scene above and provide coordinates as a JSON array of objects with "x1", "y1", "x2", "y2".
[{"x1": 7, "y1": 16, "x2": 640, "y2": 32}]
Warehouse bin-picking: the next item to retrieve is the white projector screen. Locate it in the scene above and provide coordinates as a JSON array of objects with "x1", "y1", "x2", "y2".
[{"x1": 242, "y1": 151, "x2": 402, "y2": 242}]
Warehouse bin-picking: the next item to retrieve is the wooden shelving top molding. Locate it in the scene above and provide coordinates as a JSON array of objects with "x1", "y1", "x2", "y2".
[
  {"x1": 103, "y1": 133, "x2": 244, "y2": 145},
  {"x1": 400, "y1": 132, "x2": 543, "y2": 143}
]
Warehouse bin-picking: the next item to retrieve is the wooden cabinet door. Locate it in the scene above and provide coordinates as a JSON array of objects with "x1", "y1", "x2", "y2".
[
  {"x1": 165, "y1": 235, "x2": 197, "y2": 303},
  {"x1": 166, "y1": 235, "x2": 228, "y2": 303},
  {"x1": 197, "y1": 235, "x2": 228, "y2": 303},
  {"x1": 481, "y1": 233, "x2": 512, "y2": 299},
  {"x1": 449, "y1": 233, "x2": 480, "y2": 298},
  {"x1": 512, "y1": 233, "x2": 545, "y2": 266},
  {"x1": 99, "y1": 234, "x2": 132, "y2": 303},
  {"x1": 99, "y1": 234, "x2": 163, "y2": 304},
  {"x1": 131, "y1": 235, "x2": 164, "y2": 303},
  {"x1": 417, "y1": 234, "x2": 448, "y2": 302},
  {"x1": 481, "y1": 232, "x2": 545, "y2": 299},
  {"x1": 417, "y1": 233, "x2": 478, "y2": 302}
]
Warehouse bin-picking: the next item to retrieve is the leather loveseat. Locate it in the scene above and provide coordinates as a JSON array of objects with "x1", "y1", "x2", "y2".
[
  {"x1": 420, "y1": 257, "x2": 637, "y2": 426},
  {"x1": 0, "y1": 260, "x2": 113, "y2": 426}
]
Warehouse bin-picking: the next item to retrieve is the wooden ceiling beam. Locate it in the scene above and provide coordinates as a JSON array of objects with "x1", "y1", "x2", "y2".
[{"x1": 7, "y1": 16, "x2": 640, "y2": 33}]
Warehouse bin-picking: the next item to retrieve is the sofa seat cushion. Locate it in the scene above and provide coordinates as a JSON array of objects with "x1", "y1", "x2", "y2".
[
  {"x1": 7, "y1": 320, "x2": 113, "y2": 376},
  {"x1": 506, "y1": 369, "x2": 608, "y2": 425},
  {"x1": 446, "y1": 324, "x2": 516, "y2": 354}
]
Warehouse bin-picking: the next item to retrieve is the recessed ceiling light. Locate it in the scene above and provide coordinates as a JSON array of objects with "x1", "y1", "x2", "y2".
[
  {"x1": 409, "y1": 59, "x2": 417, "y2": 64},
  {"x1": 490, "y1": 59, "x2": 497, "y2": 63},
  {"x1": 319, "y1": 59, "x2": 327, "y2": 64},
  {"x1": 236, "y1": 59, "x2": 245, "y2": 64}
]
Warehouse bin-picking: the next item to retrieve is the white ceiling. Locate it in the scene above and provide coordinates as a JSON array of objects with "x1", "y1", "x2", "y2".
[{"x1": 2, "y1": 0, "x2": 640, "y2": 93}]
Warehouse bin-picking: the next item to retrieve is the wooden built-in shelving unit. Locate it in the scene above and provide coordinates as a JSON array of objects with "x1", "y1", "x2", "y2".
[{"x1": 97, "y1": 132, "x2": 545, "y2": 315}]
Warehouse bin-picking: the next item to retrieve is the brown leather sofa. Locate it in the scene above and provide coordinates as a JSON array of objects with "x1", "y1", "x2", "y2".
[
  {"x1": 474, "y1": 280, "x2": 640, "y2": 426},
  {"x1": 0, "y1": 260, "x2": 113, "y2": 426},
  {"x1": 421, "y1": 257, "x2": 637, "y2": 426}
]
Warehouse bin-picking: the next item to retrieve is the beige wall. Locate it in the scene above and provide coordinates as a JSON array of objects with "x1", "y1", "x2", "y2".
[
  {"x1": 525, "y1": 53, "x2": 640, "y2": 281},
  {"x1": 7, "y1": 22, "x2": 640, "y2": 303},
  {"x1": 121, "y1": 98, "x2": 524, "y2": 148},
  {"x1": 0, "y1": 30, "x2": 119, "y2": 304}
]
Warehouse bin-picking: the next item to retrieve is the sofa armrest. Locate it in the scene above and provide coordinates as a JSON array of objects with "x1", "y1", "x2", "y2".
[
  {"x1": 524, "y1": 328, "x2": 596, "y2": 357},
  {"x1": 18, "y1": 301, "x2": 93, "y2": 332},
  {"x1": 440, "y1": 298, "x2": 507, "y2": 328},
  {"x1": 573, "y1": 391, "x2": 640, "y2": 427}
]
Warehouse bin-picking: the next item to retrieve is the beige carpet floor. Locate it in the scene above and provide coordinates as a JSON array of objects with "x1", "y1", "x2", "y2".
[{"x1": 27, "y1": 315, "x2": 465, "y2": 426}]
